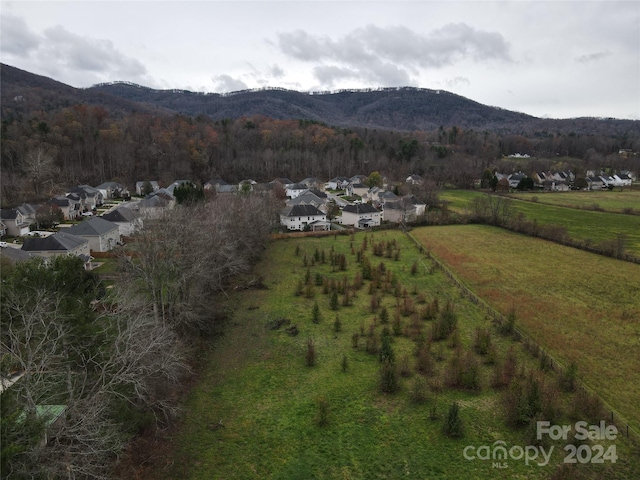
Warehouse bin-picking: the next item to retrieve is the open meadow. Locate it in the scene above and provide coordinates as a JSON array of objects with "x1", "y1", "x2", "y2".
[
  {"x1": 440, "y1": 190, "x2": 640, "y2": 256},
  {"x1": 147, "y1": 230, "x2": 639, "y2": 480},
  {"x1": 509, "y1": 190, "x2": 640, "y2": 215},
  {"x1": 412, "y1": 225, "x2": 640, "y2": 433}
]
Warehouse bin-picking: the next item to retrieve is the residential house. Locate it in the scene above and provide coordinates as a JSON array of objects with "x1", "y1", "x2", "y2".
[
  {"x1": 346, "y1": 182, "x2": 369, "y2": 198},
  {"x1": 0, "y1": 208, "x2": 33, "y2": 237},
  {"x1": 21, "y1": 231, "x2": 91, "y2": 264},
  {"x1": 238, "y1": 179, "x2": 257, "y2": 194},
  {"x1": 377, "y1": 191, "x2": 400, "y2": 206},
  {"x1": 350, "y1": 174, "x2": 368, "y2": 184},
  {"x1": 286, "y1": 191, "x2": 327, "y2": 212},
  {"x1": 366, "y1": 186, "x2": 384, "y2": 202},
  {"x1": 612, "y1": 174, "x2": 633, "y2": 187},
  {"x1": 67, "y1": 185, "x2": 103, "y2": 211},
  {"x1": 65, "y1": 217, "x2": 121, "y2": 252},
  {"x1": 300, "y1": 177, "x2": 323, "y2": 189},
  {"x1": 327, "y1": 177, "x2": 350, "y2": 190},
  {"x1": 132, "y1": 193, "x2": 174, "y2": 218},
  {"x1": 406, "y1": 174, "x2": 425, "y2": 185},
  {"x1": 280, "y1": 204, "x2": 327, "y2": 231},
  {"x1": 271, "y1": 177, "x2": 294, "y2": 187},
  {"x1": 383, "y1": 196, "x2": 424, "y2": 224},
  {"x1": 135, "y1": 181, "x2": 160, "y2": 196},
  {"x1": 285, "y1": 183, "x2": 309, "y2": 199},
  {"x1": 49, "y1": 196, "x2": 81, "y2": 220},
  {"x1": 586, "y1": 177, "x2": 606, "y2": 190},
  {"x1": 341, "y1": 204, "x2": 381, "y2": 228},
  {"x1": 0, "y1": 245, "x2": 34, "y2": 264},
  {"x1": 204, "y1": 178, "x2": 228, "y2": 191},
  {"x1": 101, "y1": 207, "x2": 142, "y2": 236},
  {"x1": 95, "y1": 181, "x2": 129, "y2": 200},
  {"x1": 216, "y1": 184, "x2": 237, "y2": 195},
  {"x1": 0, "y1": 220, "x2": 6, "y2": 237},
  {"x1": 165, "y1": 180, "x2": 193, "y2": 196},
  {"x1": 508, "y1": 172, "x2": 528, "y2": 189}
]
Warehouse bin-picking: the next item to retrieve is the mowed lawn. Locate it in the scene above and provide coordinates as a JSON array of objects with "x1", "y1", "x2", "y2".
[
  {"x1": 412, "y1": 225, "x2": 640, "y2": 432},
  {"x1": 440, "y1": 190, "x2": 640, "y2": 256}
]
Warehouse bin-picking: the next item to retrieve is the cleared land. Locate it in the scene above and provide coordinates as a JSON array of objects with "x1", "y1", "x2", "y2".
[
  {"x1": 440, "y1": 190, "x2": 640, "y2": 256},
  {"x1": 146, "y1": 231, "x2": 639, "y2": 480},
  {"x1": 509, "y1": 190, "x2": 640, "y2": 215},
  {"x1": 412, "y1": 225, "x2": 640, "y2": 433}
]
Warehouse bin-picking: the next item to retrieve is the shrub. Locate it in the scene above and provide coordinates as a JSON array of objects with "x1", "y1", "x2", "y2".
[
  {"x1": 330, "y1": 291, "x2": 339, "y2": 311},
  {"x1": 316, "y1": 396, "x2": 329, "y2": 426},
  {"x1": 442, "y1": 402, "x2": 464, "y2": 438},
  {"x1": 399, "y1": 354, "x2": 411, "y2": 378},
  {"x1": 380, "y1": 359, "x2": 399, "y2": 394},
  {"x1": 558, "y1": 362, "x2": 578, "y2": 392},
  {"x1": 306, "y1": 338, "x2": 316, "y2": 367},
  {"x1": 410, "y1": 376, "x2": 428, "y2": 404},
  {"x1": 473, "y1": 327, "x2": 492, "y2": 356},
  {"x1": 312, "y1": 301, "x2": 322, "y2": 323},
  {"x1": 351, "y1": 332, "x2": 360, "y2": 349},
  {"x1": 341, "y1": 354, "x2": 349, "y2": 372},
  {"x1": 333, "y1": 315, "x2": 342, "y2": 332}
]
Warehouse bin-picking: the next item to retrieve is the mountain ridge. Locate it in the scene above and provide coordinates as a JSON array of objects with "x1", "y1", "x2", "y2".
[{"x1": 2, "y1": 63, "x2": 638, "y2": 136}]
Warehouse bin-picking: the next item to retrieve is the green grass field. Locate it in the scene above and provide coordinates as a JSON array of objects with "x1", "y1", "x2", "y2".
[
  {"x1": 509, "y1": 190, "x2": 640, "y2": 214},
  {"x1": 440, "y1": 190, "x2": 640, "y2": 255},
  {"x1": 147, "y1": 231, "x2": 639, "y2": 480},
  {"x1": 413, "y1": 225, "x2": 640, "y2": 433}
]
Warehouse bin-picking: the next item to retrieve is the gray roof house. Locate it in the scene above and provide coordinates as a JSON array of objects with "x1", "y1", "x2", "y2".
[
  {"x1": 341, "y1": 204, "x2": 381, "y2": 228},
  {"x1": 65, "y1": 217, "x2": 121, "y2": 252},
  {"x1": 21, "y1": 231, "x2": 91, "y2": 264},
  {"x1": 101, "y1": 207, "x2": 142, "y2": 236},
  {"x1": 280, "y1": 204, "x2": 327, "y2": 231},
  {"x1": 96, "y1": 181, "x2": 129, "y2": 199}
]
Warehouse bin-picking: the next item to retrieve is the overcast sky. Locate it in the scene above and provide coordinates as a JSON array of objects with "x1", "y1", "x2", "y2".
[{"x1": 1, "y1": 1, "x2": 639, "y2": 120}]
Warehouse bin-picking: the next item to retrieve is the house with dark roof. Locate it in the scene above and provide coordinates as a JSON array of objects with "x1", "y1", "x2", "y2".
[
  {"x1": 21, "y1": 231, "x2": 91, "y2": 263},
  {"x1": 65, "y1": 217, "x2": 121, "y2": 252},
  {"x1": 300, "y1": 177, "x2": 323, "y2": 189},
  {"x1": 341, "y1": 204, "x2": 381, "y2": 228},
  {"x1": 0, "y1": 245, "x2": 34, "y2": 263},
  {"x1": 347, "y1": 183, "x2": 369, "y2": 198},
  {"x1": 280, "y1": 204, "x2": 327, "y2": 231},
  {"x1": 67, "y1": 185, "x2": 103, "y2": 211},
  {"x1": 101, "y1": 207, "x2": 142, "y2": 236},
  {"x1": 49, "y1": 196, "x2": 81, "y2": 220},
  {"x1": 0, "y1": 205, "x2": 36, "y2": 237}
]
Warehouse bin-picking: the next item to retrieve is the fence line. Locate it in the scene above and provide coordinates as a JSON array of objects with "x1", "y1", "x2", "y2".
[{"x1": 404, "y1": 230, "x2": 640, "y2": 445}]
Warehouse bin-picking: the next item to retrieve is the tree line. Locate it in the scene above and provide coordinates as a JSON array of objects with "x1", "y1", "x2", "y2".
[
  {"x1": 0, "y1": 194, "x2": 279, "y2": 479},
  {"x1": 2, "y1": 102, "x2": 639, "y2": 206}
]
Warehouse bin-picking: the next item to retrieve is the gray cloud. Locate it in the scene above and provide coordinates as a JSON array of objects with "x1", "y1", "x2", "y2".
[
  {"x1": 277, "y1": 23, "x2": 511, "y2": 66},
  {"x1": 276, "y1": 23, "x2": 510, "y2": 88},
  {"x1": 42, "y1": 26, "x2": 147, "y2": 79},
  {"x1": 575, "y1": 50, "x2": 612, "y2": 64},
  {"x1": 0, "y1": 14, "x2": 41, "y2": 55},
  {"x1": 212, "y1": 74, "x2": 248, "y2": 93},
  {"x1": 269, "y1": 64, "x2": 285, "y2": 78}
]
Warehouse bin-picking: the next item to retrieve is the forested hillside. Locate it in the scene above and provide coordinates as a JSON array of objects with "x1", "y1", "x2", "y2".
[{"x1": 1, "y1": 63, "x2": 639, "y2": 206}]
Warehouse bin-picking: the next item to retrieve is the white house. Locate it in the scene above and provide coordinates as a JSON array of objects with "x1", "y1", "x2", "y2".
[
  {"x1": 280, "y1": 204, "x2": 327, "y2": 231},
  {"x1": 341, "y1": 204, "x2": 381, "y2": 228},
  {"x1": 285, "y1": 183, "x2": 309, "y2": 199}
]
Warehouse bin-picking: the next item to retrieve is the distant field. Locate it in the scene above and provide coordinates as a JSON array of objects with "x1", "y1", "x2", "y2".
[
  {"x1": 147, "y1": 231, "x2": 640, "y2": 480},
  {"x1": 412, "y1": 224, "x2": 640, "y2": 433},
  {"x1": 440, "y1": 190, "x2": 640, "y2": 256},
  {"x1": 510, "y1": 190, "x2": 640, "y2": 214}
]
